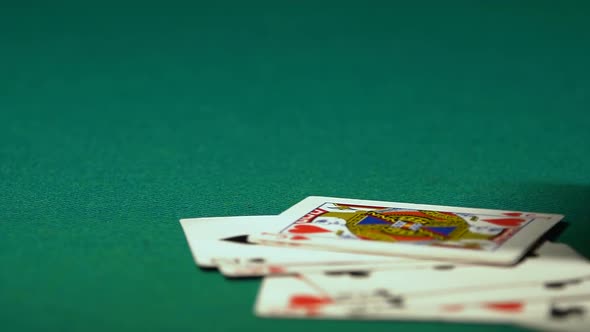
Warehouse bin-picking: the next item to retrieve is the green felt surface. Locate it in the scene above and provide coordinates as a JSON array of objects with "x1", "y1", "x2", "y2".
[{"x1": 1, "y1": 1, "x2": 589, "y2": 331}]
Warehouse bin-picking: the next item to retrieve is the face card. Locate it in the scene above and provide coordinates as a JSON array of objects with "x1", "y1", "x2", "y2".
[
  {"x1": 179, "y1": 215, "x2": 423, "y2": 275},
  {"x1": 249, "y1": 196, "x2": 564, "y2": 264}
]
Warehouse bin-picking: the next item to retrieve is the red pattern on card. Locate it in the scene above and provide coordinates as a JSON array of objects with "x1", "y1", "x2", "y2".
[
  {"x1": 288, "y1": 225, "x2": 331, "y2": 234},
  {"x1": 268, "y1": 265, "x2": 285, "y2": 274},
  {"x1": 503, "y1": 212, "x2": 523, "y2": 217},
  {"x1": 288, "y1": 295, "x2": 333, "y2": 316},
  {"x1": 290, "y1": 235, "x2": 309, "y2": 240},
  {"x1": 482, "y1": 218, "x2": 525, "y2": 227},
  {"x1": 484, "y1": 301, "x2": 524, "y2": 312}
]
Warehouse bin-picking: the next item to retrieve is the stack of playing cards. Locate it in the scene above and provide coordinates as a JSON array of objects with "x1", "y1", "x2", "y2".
[{"x1": 180, "y1": 196, "x2": 589, "y2": 331}]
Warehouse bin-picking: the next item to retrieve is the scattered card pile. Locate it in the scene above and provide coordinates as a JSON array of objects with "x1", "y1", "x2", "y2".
[{"x1": 180, "y1": 196, "x2": 589, "y2": 331}]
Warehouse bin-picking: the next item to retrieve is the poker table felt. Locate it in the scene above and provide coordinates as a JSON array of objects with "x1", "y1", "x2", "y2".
[{"x1": 2, "y1": 1, "x2": 589, "y2": 332}]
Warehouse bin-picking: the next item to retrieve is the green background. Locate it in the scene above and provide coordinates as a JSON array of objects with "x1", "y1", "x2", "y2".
[{"x1": 1, "y1": 1, "x2": 589, "y2": 331}]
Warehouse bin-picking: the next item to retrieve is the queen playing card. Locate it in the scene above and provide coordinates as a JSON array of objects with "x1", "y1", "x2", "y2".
[{"x1": 249, "y1": 196, "x2": 564, "y2": 265}]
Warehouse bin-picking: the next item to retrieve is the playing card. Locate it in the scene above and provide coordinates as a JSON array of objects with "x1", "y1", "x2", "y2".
[
  {"x1": 179, "y1": 215, "x2": 276, "y2": 268},
  {"x1": 248, "y1": 196, "x2": 564, "y2": 264},
  {"x1": 256, "y1": 273, "x2": 590, "y2": 332},
  {"x1": 296, "y1": 242, "x2": 590, "y2": 309},
  {"x1": 255, "y1": 274, "x2": 518, "y2": 322},
  {"x1": 179, "y1": 215, "x2": 425, "y2": 275},
  {"x1": 217, "y1": 258, "x2": 457, "y2": 277},
  {"x1": 255, "y1": 244, "x2": 590, "y2": 329},
  {"x1": 405, "y1": 294, "x2": 590, "y2": 332},
  {"x1": 517, "y1": 296, "x2": 590, "y2": 332},
  {"x1": 255, "y1": 275, "x2": 337, "y2": 318},
  {"x1": 421, "y1": 286, "x2": 590, "y2": 325}
]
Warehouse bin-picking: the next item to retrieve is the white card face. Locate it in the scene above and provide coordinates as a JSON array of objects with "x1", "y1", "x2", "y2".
[
  {"x1": 414, "y1": 295, "x2": 590, "y2": 327},
  {"x1": 179, "y1": 215, "x2": 422, "y2": 274},
  {"x1": 297, "y1": 242, "x2": 590, "y2": 306},
  {"x1": 256, "y1": 274, "x2": 590, "y2": 327},
  {"x1": 249, "y1": 196, "x2": 564, "y2": 264},
  {"x1": 180, "y1": 215, "x2": 281, "y2": 268},
  {"x1": 218, "y1": 259, "x2": 457, "y2": 277},
  {"x1": 516, "y1": 296, "x2": 590, "y2": 332},
  {"x1": 255, "y1": 275, "x2": 337, "y2": 319},
  {"x1": 255, "y1": 274, "x2": 522, "y2": 322},
  {"x1": 255, "y1": 244, "x2": 590, "y2": 325}
]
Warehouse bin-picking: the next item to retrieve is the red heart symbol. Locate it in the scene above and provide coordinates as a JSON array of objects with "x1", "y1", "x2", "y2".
[
  {"x1": 484, "y1": 301, "x2": 524, "y2": 313},
  {"x1": 503, "y1": 212, "x2": 522, "y2": 217},
  {"x1": 288, "y1": 295, "x2": 333, "y2": 316},
  {"x1": 482, "y1": 218, "x2": 525, "y2": 227},
  {"x1": 288, "y1": 224, "x2": 331, "y2": 234},
  {"x1": 268, "y1": 265, "x2": 286, "y2": 274}
]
